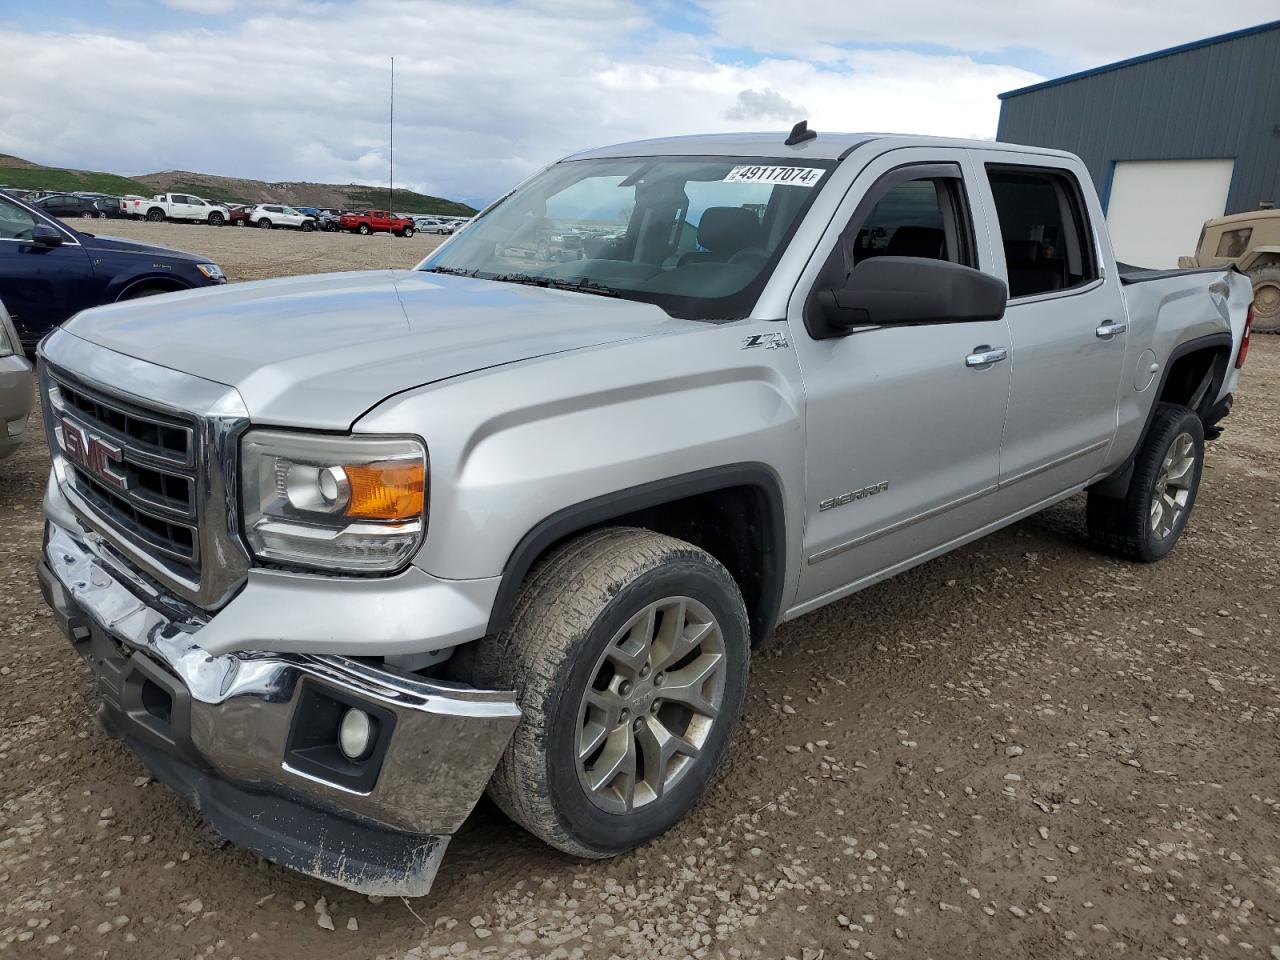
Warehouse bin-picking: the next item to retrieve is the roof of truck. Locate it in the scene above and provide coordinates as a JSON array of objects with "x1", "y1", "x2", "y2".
[{"x1": 564, "y1": 131, "x2": 1078, "y2": 162}]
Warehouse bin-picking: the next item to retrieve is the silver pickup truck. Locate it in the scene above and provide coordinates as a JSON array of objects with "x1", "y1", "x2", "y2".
[{"x1": 35, "y1": 131, "x2": 1254, "y2": 896}]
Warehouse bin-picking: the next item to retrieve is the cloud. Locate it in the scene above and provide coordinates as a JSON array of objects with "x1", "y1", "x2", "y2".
[
  {"x1": 5, "y1": 0, "x2": 1264, "y2": 204},
  {"x1": 697, "y1": 0, "x2": 1280, "y2": 65},
  {"x1": 726, "y1": 88, "x2": 807, "y2": 122}
]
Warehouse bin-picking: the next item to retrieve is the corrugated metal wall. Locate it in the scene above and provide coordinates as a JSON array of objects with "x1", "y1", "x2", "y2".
[{"x1": 997, "y1": 25, "x2": 1280, "y2": 214}]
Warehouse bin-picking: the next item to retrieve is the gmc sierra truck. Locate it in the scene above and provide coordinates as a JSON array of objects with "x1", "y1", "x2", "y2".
[{"x1": 35, "y1": 130, "x2": 1253, "y2": 897}]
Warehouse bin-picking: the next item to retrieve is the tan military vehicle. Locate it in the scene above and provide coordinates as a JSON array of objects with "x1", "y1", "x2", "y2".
[{"x1": 1180, "y1": 209, "x2": 1280, "y2": 332}]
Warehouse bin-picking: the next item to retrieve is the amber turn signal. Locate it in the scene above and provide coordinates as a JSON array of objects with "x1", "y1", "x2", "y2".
[{"x1": 342, "y1": 460, "x2": 426, "y2": 521}]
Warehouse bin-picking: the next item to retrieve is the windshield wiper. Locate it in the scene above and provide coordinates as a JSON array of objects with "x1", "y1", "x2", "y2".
[
  {"x1": 422, "y1": 266, "x2": 480, "y2": 277},
  {"x1": 489, "y1": 273, "x2": 621, "y2": 298}
]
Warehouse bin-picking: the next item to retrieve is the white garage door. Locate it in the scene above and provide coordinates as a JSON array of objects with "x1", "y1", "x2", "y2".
[{"x1": 1106, "y1": 159, "x2": 1234, "y2": 269}]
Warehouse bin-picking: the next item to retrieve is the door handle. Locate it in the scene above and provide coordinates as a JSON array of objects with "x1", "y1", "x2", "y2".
[
  {"x1": 965, "y1": 345, "x2": 1008, "y2": 368},
  {"x1": 1096, "y1": 320, "x2": 1128, "y2": 339}
]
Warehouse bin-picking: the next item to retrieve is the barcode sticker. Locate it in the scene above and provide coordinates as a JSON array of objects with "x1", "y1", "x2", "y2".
[{"x1": 722, "y1": 166, "x2": 825, "y2": 187}]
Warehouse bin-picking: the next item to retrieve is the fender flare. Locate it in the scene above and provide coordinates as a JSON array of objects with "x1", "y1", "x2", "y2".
[
  {"x1": 1091, "y1": 332, "x2": 1232, "y2": 498},
  {"x1": 484, "y1": 463, "x2": 788, "y2": 645}
]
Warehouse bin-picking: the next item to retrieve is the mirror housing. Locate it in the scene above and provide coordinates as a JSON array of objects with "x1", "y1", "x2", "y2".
[
  {"x1": 31, "y1": 224, "x2": 64, "y2": 248},
  {"x1": 813, "y1": 256, "x2": 1007, "y2": 337}
]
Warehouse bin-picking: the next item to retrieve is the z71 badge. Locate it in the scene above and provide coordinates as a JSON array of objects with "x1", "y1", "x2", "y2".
[
  {"x1": 819, "y1": 480, "x2": 889, "y2": 511},
  {"x1": 741, "y1": 332, "x2": 789, "y2": 350}
]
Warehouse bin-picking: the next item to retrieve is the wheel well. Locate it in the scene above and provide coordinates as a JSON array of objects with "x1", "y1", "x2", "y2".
[
  {"x1": 1158, "y1": 345, "x2": 1229, "y2": 420},
  {"x1": 116, "y1": 278, "x2": 187, "y2": 300},
  {"x1": 487, "y1": 468, "x2": 786, "y2": 647}
]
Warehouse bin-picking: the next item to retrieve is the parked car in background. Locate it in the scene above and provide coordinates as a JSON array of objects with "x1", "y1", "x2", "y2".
[
  {"x1": 339, "y1": 209, "x2": 415, "y2": 236},
  {"x1": 1180, "y1": 208, "x2": 1280, "y2": 332},
  {"x1": 118, "y1": 194, "x2": 146, "y2": 216},
  {"x1": 31, "y1": 193, "x2": 101, "y2": 220},
  {"x1": 0, "y1": 299, "x2": 33, "y2": 462},
  {"x1": 91, "y1": 197, "x2": 123, "y2": 219},
  {"x1": 223, "y1": 203, "x2": 252, "y2": 227},
  {"x1": 295, "y1": 206, "x2": 321, "y2": 219},
  {"x1": 317, "y1": 209, "x2": 344, "y2": 231},
  {"x1": 125, "y1": 193, "x2": 232, "y2": 226},
  {"x1": 248, "y1": 204, "x2": 317, "y2": 231},
  {"x1": 28, "y1": 131, "x2": 1252, "y2": 897},
  {"x1": 413, "y1": 216, "x2": 455, "y2": 234},
  {"x1": 0, "y1": 191, "x2": 226, "y2": 352}
]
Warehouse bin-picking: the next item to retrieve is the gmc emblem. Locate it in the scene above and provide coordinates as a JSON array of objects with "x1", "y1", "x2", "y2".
[{"x1": 60, "y1": 416, "x2": 131, "y2": 492}]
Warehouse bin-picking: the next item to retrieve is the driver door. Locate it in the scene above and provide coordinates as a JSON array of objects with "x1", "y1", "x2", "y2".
[{"x1": 789, "y1": 148, "x2": 1012, "y2": 609}]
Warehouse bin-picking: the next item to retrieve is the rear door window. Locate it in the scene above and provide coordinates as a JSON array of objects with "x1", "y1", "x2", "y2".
[{"x1": 985, "y1": 166, "x2": 1097, "y2": 298}]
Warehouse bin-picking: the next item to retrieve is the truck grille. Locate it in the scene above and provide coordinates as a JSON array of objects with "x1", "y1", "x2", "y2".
[{"x1": 48, "y1": 371, "x2": 201, "y2": 571}]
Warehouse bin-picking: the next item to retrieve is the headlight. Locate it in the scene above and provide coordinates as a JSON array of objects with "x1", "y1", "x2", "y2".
[
  {"x1": 240, "y1": 430, "x2": 426, "y2": 573},
  {"x1": 196, "y1": 262, "x2": 226, "y2": 281}
]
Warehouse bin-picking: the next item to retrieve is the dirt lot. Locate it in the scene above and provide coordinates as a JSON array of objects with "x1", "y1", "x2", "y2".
[
  {"x1": 2, "y1": 231, "x2": 1278, "y2": 960},
  {"x1": 77, "y1": 218, "x2": 448, "y2": 281}
]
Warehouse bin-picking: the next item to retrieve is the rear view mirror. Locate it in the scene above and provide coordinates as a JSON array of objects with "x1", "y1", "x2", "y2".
[
  {"x1": 31, "y1": 224, "x2": 64, "y2": 248},
  {"x1": 814, "y1": 256, "x2": 1007, "y2": 336}
]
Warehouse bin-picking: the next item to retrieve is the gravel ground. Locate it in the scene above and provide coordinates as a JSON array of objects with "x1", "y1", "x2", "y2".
[{"x1": 2, "y1": 233, "x2": 1277, "y2": 959}]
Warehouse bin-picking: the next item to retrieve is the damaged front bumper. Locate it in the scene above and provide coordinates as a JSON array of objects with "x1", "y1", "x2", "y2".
[{"x1": 38, "y1": 519, "x2": 521, "y2": 896}]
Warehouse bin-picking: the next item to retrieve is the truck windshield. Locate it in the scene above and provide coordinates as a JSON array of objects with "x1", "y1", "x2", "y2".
[{"x1": 418, "y1": 155, "x2": 835, "y2": 321}]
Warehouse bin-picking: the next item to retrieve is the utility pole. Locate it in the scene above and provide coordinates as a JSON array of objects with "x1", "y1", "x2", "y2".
[{"x1": 388, "y1": 56, "x2": 395, "y2": 214}]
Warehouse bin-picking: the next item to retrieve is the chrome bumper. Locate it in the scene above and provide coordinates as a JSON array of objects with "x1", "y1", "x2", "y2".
[{"x1": 39, "y1": 518, "x2": 521, "y2": 895}]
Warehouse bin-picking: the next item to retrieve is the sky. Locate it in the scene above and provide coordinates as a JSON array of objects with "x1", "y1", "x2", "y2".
[{"x1": 1, "y1": 1, "x2": 1276, "y2": 208}]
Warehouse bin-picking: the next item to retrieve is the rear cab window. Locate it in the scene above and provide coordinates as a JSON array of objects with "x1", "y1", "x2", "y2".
[{"x1": 985, "y1": 165, "x2": 1098, "y2": 299}]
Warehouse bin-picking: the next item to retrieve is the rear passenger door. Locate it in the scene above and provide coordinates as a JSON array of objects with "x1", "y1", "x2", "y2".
[
  {"x1": 968, "y1": 153, "x2": 1128, "y2": 515},
  {"x1": 790, "y1": 149, "x2": 1013, "y2": 609}
]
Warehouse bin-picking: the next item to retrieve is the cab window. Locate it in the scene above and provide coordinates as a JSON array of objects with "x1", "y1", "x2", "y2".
[{"x1": 986, "y1": 166, "x2": 1097, "y2": 298}]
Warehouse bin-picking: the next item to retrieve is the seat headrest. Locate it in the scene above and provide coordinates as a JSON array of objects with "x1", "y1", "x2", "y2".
[
  {"x1": 884, "y1": 225, "x2": 944, "y2": 258},
  {"x1": 697, "y1": 207, "x2": 763, "y2": 255}
]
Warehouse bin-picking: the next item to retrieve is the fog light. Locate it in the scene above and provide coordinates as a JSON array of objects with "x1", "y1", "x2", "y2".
[{"x1": 338, "y1": 708, "x2": 374, "y2": 760}]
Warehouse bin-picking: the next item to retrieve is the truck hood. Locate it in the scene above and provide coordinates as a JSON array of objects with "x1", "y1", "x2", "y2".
[{"x1": 62, "y1": 270, "x2": 689, "y2": 429}]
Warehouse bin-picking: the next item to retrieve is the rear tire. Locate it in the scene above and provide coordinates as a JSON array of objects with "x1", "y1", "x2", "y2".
[
  {"x1": 1087, "y1": 402, "x2": 1204, "y2": 562},
  {"x1": 358, "y1": 223, "x2": 371, "y2": 235},
  {"x1": 258, "y1": 218, "x2": 272, "y2": 229},
  {"x1": 146, "y1": 208, "x2": 164, "y2": 222},
  {"x1": 1247, "y1": 264, "x2": 1280, "y2": 333},
  {"x1": 468, "y1": 528, "x2": 749, "y2": 859}
]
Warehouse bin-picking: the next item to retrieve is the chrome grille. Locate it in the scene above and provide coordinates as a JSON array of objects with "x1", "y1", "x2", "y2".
[
  {"x1": 47, "y1": 371, "x2": 201, "y2": 570},
  {"x1": 40, "y1": 331, "x2": 252, "y2": 611}
]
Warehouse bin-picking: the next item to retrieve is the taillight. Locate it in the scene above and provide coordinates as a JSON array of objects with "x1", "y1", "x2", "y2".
[{"x1": 1236, "y1": 304, "x2": 1253, "y2": 369}]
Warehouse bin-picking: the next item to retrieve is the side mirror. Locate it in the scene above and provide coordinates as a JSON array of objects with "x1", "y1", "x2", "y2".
[
  {"x1": 31, "y1": 224, "x2": 64, "y2": 248},
  {"x1": 814, "y1": 256, "x2": 1007, "y2": 336}
]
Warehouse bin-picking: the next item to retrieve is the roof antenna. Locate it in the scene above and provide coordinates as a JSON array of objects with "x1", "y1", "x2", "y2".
[{"x1": 785, "y1": 120, "x2": 817, "y2": 146}]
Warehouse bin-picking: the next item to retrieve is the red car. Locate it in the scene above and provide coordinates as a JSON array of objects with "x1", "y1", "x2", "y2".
[{"x1": 339, "y1": 210, "x2": 415, "y2": 236}]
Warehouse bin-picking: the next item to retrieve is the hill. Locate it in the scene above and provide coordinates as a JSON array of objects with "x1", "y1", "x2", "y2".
[{"x1": 0, "y1": 155, "x2": 477, "y2": 217}]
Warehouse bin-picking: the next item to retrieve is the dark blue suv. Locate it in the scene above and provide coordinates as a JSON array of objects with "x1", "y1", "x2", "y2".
[{"x1": 0, "y1": 191, "x2": 227, "y2": 353}]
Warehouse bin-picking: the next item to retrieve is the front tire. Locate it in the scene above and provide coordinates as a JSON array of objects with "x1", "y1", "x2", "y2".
[
  {"x1": 208, "y1": 211, "x2": 225, "y2": 227},
  {"x1": 402, "y1": 226, "x2": 415, "y2": 238},
  {"x1": 1087, "y1": 402, "x2": 1204, "y2": 562},
  {"x1": 301, "y1": 220, "x2": 315, "y2": 232},
  {"x1": 471, "y1": 528, "x2": 749, "y2": 859},
  {"x1": 1247, "y1": 264, "x2": 1280, "y2": 333}
]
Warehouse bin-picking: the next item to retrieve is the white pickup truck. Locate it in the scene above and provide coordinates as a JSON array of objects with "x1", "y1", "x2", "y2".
[
  {"x1": 126, "y1": 193, "x2": 231, "y2": 226},
  {"x1": 35, "y1": 129, "x2": 1254, "y2": 896}
]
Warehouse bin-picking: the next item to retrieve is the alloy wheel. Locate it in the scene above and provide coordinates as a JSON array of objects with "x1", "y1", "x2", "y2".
[
  {"x1": 1150, "y1": 432, "x2": 1196, "y2": 539},
  {"x1": 575, "y1": 596, "x2": 726, "y2": 814}
]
